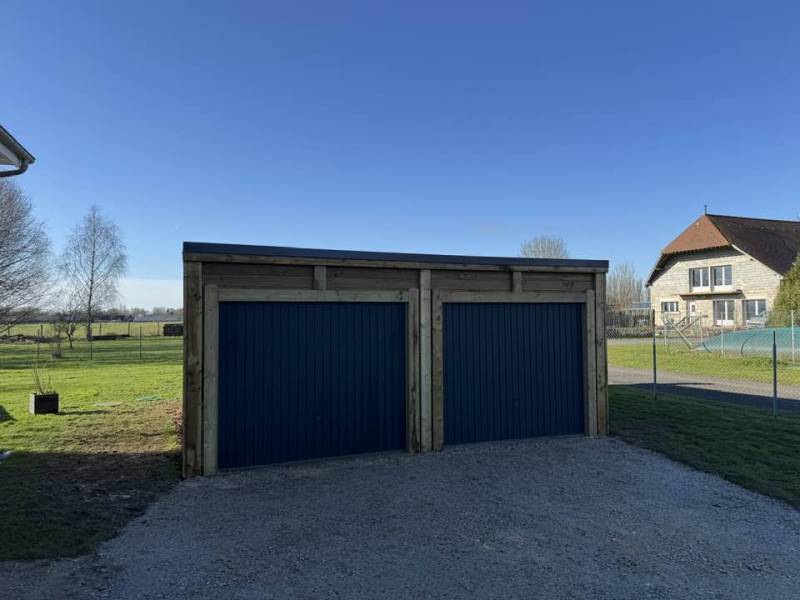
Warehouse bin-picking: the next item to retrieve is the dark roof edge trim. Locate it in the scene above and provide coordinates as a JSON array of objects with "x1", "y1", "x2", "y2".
[
  {"x1": 0, "y1": 125, "x2": 35, "y2": 164},
  {"x1": 183, "y1": 242, "x2": 608, "y2": 270}
]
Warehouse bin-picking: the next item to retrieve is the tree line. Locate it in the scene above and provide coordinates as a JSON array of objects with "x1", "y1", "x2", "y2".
[
  {"x1": 519, "y1": 234, "x2": 646, "y2": 307},
  {"x1": 0, "y1": 180, "x2": 127, "y2": 346}
]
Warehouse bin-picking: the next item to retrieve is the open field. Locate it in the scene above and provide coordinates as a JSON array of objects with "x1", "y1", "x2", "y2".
[
  {"x1": 608, "y1": 339, "x2": 800, "y2": 385},
  {"x1": 610, "y1": 385, "x2": 800, "y2": 508},
  {"x1": 4, "y1": 320, "x2": 182, "y2": 339},
  {"x1": 0, "y1": 337, "x2": 182, "y2": 560}
]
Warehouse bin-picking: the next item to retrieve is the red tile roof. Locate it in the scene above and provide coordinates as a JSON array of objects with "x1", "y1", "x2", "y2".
[{"x1": 647, "y1": 214, "x2": 800, "y2": 285}]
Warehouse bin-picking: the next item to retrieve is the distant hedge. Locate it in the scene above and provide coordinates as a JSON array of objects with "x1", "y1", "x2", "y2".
[{"x1": 163, "y1": 323, "x2": 184, "y2": 337}]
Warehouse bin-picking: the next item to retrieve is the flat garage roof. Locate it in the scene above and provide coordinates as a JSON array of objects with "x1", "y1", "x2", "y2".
[{"x1": 183, "y1": 242, "x2": 609, "y2": 270}]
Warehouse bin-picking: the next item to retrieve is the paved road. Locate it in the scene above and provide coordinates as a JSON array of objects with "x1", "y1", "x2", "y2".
[
  {"x1": 3, "y1": 438, "x2": 800, "y2": 599},
  {"x1": 610, "y1": 365, "x2": 800, "y2": 412}
]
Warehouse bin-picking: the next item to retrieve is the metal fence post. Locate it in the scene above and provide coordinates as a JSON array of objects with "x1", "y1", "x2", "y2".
[
  {"x1": 773, "y1": 330, "x2": 778, "y2": 417},
  {"x1": 720, "y1": 325, "x2": 724, "y2": 357},
  {"x1": 652, "y1": 309, "x2": 657, "y2": 400},
  {"x1": 791, "y1": 309, "x2": 795, "y2": 364},
  {"x1": 139, "y1": 326, "x2": 143, "y2": 360}
]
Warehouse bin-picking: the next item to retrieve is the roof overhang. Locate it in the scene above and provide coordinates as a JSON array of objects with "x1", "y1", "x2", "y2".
[
  {"x1": 0, "y1": 125, "x2": 35, "y2": 176},
  {"x1": 183, "y1": 242, "x2": 609, "y2": 273}
]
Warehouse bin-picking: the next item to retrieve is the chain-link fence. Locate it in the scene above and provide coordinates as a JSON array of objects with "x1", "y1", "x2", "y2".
[{"x1": 607, "y1": 307, "x2": 800, "y2": 414}]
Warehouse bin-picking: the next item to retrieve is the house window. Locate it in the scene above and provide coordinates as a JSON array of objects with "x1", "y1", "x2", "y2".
[
  {"x1": 744, "y1": 299, "x2": 767, "y2": 321},
  {"x1": 712, "y1": 265, "x2": 732, "y2": 287},
  {"x1": 689, "y1": 267, "x2": 709, "y2": 290},
  {"x1": 661, "y1": 301, "x2": 679, "y2": 313},
  {"x1": 713, "y1": 300, "x2": 735, "y2": 325}
]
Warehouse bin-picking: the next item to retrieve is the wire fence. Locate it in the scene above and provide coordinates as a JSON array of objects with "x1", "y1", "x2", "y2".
[
  {"x1": 607, "y1": 307, "x2": 800, "y2": 415},
  {"x1": 0, "y1": 321, "x2": 184, "y2": 367},
  {"x1": 2, "y1": 320, "x2": 183, "y2": 340}
]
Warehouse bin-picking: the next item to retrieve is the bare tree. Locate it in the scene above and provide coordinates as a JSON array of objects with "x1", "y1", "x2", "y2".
[
  {"x1": 52, "y1": 286, "x2": 83, "y2": 349},
  {"x1": 520, "y1": 235, "x2": 569, "y2": 259},
  {"x1": 0, "y1": 181, "x2": 51, "y2": 333},
  {"x1": 607, "y1": 262, "x2": 644, "y2": 307},
  {"x1": 62, "y1": 205, "x2": 127, "y2": 340}
]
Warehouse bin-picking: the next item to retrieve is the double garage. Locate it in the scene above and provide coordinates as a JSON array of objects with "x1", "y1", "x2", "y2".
[{"x1": 182, "y1": 243, "x2": 608, "y2": 476}]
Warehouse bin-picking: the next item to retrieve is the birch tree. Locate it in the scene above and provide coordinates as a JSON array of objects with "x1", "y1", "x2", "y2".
[{"x1": 62, "y1": 206, "x2": 127, "y2": 340}]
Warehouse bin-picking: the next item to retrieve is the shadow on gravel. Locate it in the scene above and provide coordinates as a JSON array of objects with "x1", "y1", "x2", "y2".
[{"x1": 0, "y1": 450, "x2": 180, "y2": 561}]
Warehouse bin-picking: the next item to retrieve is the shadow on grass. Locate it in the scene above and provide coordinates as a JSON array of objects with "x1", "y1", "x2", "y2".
[
  {"x1": 609, "y1": 385, "x2": 800, "y2": 509},
  {"x1": 0, "y1": 449, "x2": 180, "y2": 561},
  {"x1": 0, "y1": 406, "x2": 14, "y2": 423},
  {"x1": 616, "y1": 382, "x2": 800, "y2": 414}
]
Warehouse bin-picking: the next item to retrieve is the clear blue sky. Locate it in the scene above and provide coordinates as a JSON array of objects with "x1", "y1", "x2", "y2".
[{"x1": 5, "y1": 1, "x2": 800, "y2": 298}]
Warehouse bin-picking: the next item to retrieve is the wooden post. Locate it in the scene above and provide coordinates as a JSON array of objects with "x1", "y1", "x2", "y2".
[
  {"x1": 511, "y1": 270, "x2": 523, "y2": 293},
  {"x1": 313, "y1": 265, "x2": 327, "y2": 290},
  {"x1": 585, "y1": 289, "x2": 598, "y2": 437},
  {"x1": 203, "y1": 285, "x2": 220, "y2": 474},
  {"x1": 431, "y1": 289, "x2": 444, "y2": 450},
  {"x1": 419, "y1": 270, "x2": 432, "y2": 451},
  {"x1": 407, "y1": 288, "x2": 421, "y2": 453},
  {"x1": 183, "y1": 261, "x2": 204, "y2": 477},
  {"x1": 594, "y1": 273, "x2": 608, "y2": 436}
]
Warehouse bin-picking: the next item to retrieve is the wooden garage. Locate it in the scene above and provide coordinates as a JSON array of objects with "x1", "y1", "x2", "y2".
[{"x1": 182, "y1": 243, "x2": 609, "y2": 477}]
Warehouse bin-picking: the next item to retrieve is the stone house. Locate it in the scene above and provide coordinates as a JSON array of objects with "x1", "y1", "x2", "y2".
[{"x1": 647, "y1": 214, "x2": 800, "y2": 327}]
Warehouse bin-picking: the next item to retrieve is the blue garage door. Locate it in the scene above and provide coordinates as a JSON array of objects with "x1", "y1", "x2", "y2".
[
  {"x1": 218, "y1": 302, "x2": 406, "y2": 469},
  {"x1": 443, "y1": 303, "x2": 585, "y2": 445}
]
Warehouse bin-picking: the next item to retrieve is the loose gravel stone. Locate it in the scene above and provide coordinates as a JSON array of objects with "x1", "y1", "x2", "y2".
[{"x1": 2, "y1": 437, "x2": 799, "y2": 599}]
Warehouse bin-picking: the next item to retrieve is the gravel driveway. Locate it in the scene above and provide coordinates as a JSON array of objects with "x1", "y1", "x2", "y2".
[{"x1": 3, "y1": 437, "x2": 800, "y2": 599}]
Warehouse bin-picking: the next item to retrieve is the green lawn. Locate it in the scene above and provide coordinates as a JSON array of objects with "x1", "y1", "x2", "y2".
[
  {"x1": 610, "y1": 385, "x2": 800, "y2": 508},
  {"x1": 0, "y1": 337, "x2": 182, "y2": 560},
  {"x1": 608, "y1": 340, "x2": 800, "y2": 385}
]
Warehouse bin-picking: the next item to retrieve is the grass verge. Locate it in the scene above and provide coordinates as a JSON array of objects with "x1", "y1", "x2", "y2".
[
  {"x1": 608, "y1": 341, "x2": 800, "y2": 386},
  {"x1": 0, "y1": 338, "x2": 182, "y2": 560},
  {"x1": 610, "y1": 385, "x2": 800, "y2": 508}
]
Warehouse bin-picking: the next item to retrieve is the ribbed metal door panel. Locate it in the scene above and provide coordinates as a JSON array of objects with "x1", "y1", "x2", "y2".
[
  {"x1": 443, "y1": 303, "x2": 584, "y2": 445},
  {"x1": 217, "y1": 302, "x2": 406, "y2": 469}
]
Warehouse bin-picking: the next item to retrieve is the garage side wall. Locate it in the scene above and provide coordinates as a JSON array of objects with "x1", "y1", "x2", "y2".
[{"x1": 183, "y1": 256, "x2": 608, "y2": 477}]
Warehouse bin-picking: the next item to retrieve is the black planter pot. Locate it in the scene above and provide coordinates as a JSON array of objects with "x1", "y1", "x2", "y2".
[{"x1": 30, "y1": 393, "x2": 59, "y2": 414}]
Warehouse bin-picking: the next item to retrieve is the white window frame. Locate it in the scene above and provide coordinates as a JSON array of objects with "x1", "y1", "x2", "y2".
[
  {"x1": 661, "y1": 301, "x2": 679, "y2": 313},
  {"x1": 713, "y1": 299, "x2": 735, "y2": 326},
  {"x1": 744, "y1": 299, "x2": 767, "y2": 321},
  {"x1": 689, "y1": 267, "x2": 710, "y2": 291},
  {"x1": 712, "y1": 265, "x2": 733, "y2": 289}
]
